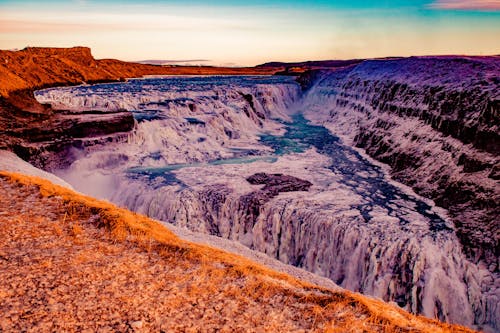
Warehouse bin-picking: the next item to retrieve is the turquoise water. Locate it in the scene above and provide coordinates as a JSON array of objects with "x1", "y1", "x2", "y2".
[
  {"x1": 259, "y1": 114, "x2": 338, "y2": 155},
  {"x1": 259, "y1": 114, "x2": 451, "y2": 232},
  {"x1": 127, "y1": 155, "x2": 278, "y2": 187},
  {"x1": 129, "y1": 112, "x2": 451, "y2": 232},
  {"x1": 126, "y1": 115, "x2": 326, "y2": 185},
  {"x1": 129, "y1": 155, "x2": 277, "y2": 174}
]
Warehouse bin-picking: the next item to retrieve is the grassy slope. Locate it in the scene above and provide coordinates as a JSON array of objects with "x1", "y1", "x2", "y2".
[{"x1": 0, "y1": 171, "x2": 475, "y2": 333}]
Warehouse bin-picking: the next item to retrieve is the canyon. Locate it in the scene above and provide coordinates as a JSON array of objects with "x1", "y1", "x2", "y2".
[{"x1": 1, "y1": 48, "x2": 498, "y2": 331}]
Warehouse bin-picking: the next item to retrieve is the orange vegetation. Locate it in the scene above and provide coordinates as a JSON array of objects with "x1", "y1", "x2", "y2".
[{"x1": 0, "y1": 171, "x2": 476, "y2": 332}]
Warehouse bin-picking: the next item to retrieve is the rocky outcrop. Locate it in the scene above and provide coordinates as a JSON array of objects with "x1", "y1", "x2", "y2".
[
  {"x1": 302, "y1": 56, "x2": 499, "y2": 272},
  {"x1": 0, "y1": 94, "x2": 135, "y2": 170},
  {"x1": 240, "y1": 173, "x2": 312, "y2": 233},
  {"x1": 246, "y1": 172, "x2": 312, "y2": 192},
  {"x1": 14, "y1": 112, "x2": 134, "y2": 170}
]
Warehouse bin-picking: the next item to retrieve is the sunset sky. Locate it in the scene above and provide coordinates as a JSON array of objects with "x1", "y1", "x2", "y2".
[{"x1": 0, "y1": 0, "x2": 499, "y2": 66}]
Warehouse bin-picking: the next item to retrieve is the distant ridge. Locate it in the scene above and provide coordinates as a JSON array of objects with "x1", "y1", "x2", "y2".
[
  {"x1": 0, "y1": 46, "x2": 278, "y2": 112},
  {"x1": 256, "y1": 59, "x2": 364, "y2": 68}
]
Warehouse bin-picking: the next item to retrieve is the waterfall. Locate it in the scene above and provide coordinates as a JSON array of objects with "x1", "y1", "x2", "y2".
[{"x1": 35, "y1": 73, "x2": 499, "y2": 331}]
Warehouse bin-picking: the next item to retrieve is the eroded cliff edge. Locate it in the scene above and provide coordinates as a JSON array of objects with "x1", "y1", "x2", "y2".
[{"x1": 302, "y1": 56, "x2": 499, "y2": 272}]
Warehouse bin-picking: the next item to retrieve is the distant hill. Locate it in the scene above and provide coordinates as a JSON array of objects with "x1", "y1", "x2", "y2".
[
  {"x1": 256, "y1": 59, "x2": 366, "y2": 75},
  {"x1": 257, "y1": 59, "x2": 364, "y2": 68}
]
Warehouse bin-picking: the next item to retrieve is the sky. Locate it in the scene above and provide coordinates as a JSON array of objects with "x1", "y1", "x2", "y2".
[{"x1": 0, "y1": 0, "x2": 499, "y2": 66}]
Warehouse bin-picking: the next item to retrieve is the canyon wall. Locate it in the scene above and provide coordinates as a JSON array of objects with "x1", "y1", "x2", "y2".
[{"x1": 301, "y1": 57, "x2": 499, "y2": 272}]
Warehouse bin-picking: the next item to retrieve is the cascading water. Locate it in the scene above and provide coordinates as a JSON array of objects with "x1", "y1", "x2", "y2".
[{"x1": 35, "y1": 74, "x2": 498, "y2": 331}]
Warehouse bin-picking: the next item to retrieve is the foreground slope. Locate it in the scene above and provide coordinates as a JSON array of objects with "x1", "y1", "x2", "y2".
[{"x1": 0, "y1": 171, "x2": 473, "y2": 332}]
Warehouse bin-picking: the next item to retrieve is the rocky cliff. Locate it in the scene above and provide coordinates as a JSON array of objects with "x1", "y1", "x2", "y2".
[{"x1": 302, "y1": 56, "x2": 499, "y2": 272}]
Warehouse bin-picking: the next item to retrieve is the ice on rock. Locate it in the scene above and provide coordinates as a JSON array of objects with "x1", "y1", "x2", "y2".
[{"x1": 0, "y1": 150, "x2": 74, "y2": 189}]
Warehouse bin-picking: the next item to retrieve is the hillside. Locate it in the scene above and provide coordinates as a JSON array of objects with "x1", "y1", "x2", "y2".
[
  {"x1": 0, "y1": 170, "x2": 475, "y2": 332},
  {"x1": 256, "y1": 59, "x2": 365, "y2": 75}
]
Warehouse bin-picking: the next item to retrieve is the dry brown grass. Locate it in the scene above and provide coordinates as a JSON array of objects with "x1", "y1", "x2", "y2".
[{"x1": 0, "y1": 171, "x2": 477, "y2": 332}]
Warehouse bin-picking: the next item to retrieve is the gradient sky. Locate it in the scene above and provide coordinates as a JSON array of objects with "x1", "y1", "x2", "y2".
[{"x1": 0, "y1": 0, "x2": 499, "y2": 66}]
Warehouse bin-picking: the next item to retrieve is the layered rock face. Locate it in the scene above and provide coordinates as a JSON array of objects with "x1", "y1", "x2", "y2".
[
  {"x1": 0, "y1": 47, "x2": 145, "y2": 167},
  {"x1": 302, "y1": 57, "x2": 499, "y2": 272},
  {"x1": 2, "y1": 106, "x2": 135, "y2": 170}
]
